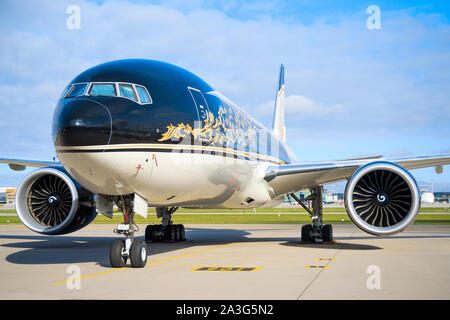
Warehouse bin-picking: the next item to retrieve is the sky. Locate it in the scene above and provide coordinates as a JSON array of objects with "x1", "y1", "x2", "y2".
[{"x1": 0, "y1": 0, "x2": 449, "y2": 192}]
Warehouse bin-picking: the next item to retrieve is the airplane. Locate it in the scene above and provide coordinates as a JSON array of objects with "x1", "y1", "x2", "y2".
[{"x1": 1, "y1": 59, "x2": 449, "y2": 268}]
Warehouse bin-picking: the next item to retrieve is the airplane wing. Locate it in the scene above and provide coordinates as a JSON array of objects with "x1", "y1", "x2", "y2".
[
  {"x1": 0, "y1": 158, "x2": 61, "y2": 171},
  {"x1": 264, "y1": 154, "x2": 450, "y2": 196}
]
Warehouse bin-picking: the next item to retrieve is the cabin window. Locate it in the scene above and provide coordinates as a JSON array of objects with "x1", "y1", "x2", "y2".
[
  {"x1": 135, "y1": 86, "x2": 152, "y2": 104},
  {"x1": 89, "y1": 83, "x2": 116, "y2": 96},
  {"x1": 119, "y1": 84, "x2": 137, "y2": 102},
  {"x1": 65, "y1": 83, "x2": 87, "y2": 98}
]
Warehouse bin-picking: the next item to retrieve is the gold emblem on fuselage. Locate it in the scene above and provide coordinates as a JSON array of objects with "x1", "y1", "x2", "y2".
[{"x1": 158, "y1": 106, "x2": 258, "y2": 148}]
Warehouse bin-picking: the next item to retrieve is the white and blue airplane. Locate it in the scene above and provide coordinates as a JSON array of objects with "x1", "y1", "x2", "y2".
[{"x1": 1, "y1": 59, "x2": 449, "y2": 268}]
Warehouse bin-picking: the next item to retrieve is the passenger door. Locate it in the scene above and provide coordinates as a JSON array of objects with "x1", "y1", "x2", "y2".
[{"x1": 188, "y1": 87, "x2": 212, "y2": 144}]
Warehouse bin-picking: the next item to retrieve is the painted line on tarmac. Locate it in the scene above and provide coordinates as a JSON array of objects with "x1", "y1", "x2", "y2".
[
  {"x1": 305, "y1": 257, "x2": 336, "y2": 269},
  {"x1": 54, "y1": 267, "x2": 128, "y2": 284},
  {"x1": 191, "y1": 266, "x2": 261, "y2": 272},
  {"x1": 55, "y1": 230, "x2": 284, "y2": 285},
  {"x1": 146, "y1": 242, "x2": 237, "y2": 265},
  {"x1": 55, "y1": 242, "x2": 238, "y2": 285}
]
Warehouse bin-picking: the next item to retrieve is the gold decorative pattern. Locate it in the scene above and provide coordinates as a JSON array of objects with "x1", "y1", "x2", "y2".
[{"x1": 158, "y1": 106, "x2": 259, "y2": 148}]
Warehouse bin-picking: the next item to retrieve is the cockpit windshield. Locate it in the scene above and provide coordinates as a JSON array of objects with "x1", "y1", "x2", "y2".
[
  {"x1": 119, "y1": 84, "x2": 137, "y2": 102},
  {"x1": 64, "y1": 82, "x2": 153, "y2": 105},
  {"x1": 66, "y1": 83, "x2": 87, "y2": 98},
  {"x1": 89, "y1": 83, "x2": 116, "y2": 96}
]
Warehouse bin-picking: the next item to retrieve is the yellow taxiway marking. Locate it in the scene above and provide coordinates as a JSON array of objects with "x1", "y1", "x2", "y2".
[
  {"x1": 191, "y1": 266, "x2": 261, "y2": 272},
  {"x1": 156, "y1": 263, "x2": 293, "y2": 269},
  {"x1": 54, "y1": 268, "x2": 128, "y2": 284},
  {"x1": 305, "y1": 257, "x2": 336, "y2": 269},
  {"x1": 55, "y1": 242, "x2": 237, "y2": 285},
  {"x1": 146, "y1": 243, "x2": 237, "y2": 265}
]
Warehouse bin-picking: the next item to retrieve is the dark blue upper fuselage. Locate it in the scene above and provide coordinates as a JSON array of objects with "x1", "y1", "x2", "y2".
[{"x1": 53, "y1": 59, "x2": 292, "y2": 164}]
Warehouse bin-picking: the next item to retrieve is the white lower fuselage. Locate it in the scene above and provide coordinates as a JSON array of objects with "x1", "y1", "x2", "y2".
[{"x1": 56, "y1": 144, "x2": 284, "y2": 209}]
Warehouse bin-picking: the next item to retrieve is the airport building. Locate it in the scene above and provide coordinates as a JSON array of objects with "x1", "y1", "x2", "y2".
[
  {"x1": 0, "y1": 187, "x2": 16, "y2": 206},
  {"x1": 282, "y1": 189, "x2": 341, "y2": 205},
  {"x1": 420, "y1": 186, "x2": 435, "y2": 204}
]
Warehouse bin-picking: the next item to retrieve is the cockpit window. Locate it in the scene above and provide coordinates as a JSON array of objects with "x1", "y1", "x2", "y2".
[
  {"x1": 66, "y1": 83, "x2": 87, "y2": 98},
  {"x1": 136, "y1": 86, "x2": 151, "y2": 104},
  {"x1": 64, "y1": 81, "x2": 152, "y2": 105},
  {"x1": 60, "y1": 84, "x2": 72, "y2": 99},
  {"x1": 89, "y1": 83, "x2": 116, "y2": 96},
  {"x1": 119, "y1": 84, "x2": 137, "y2": 102}
]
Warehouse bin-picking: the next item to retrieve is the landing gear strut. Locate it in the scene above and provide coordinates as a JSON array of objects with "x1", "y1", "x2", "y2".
[
  {"x1": 145, "y1": 207, "x2": 186, "y2": 242},
  {"x1": 110, "y1": 195, "x2": 148, "y2": 268},
  {"x1": 290, "y1": 186, "x2": 333, "y2": 243}
]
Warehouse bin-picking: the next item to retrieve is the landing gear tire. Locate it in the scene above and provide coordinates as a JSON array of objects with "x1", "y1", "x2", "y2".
[
  {"x1": 322, "y1": 224, "x2": 333, "y2": 242},
  {"x1": 180, "y1": 225, "x2": 186, "y2": 241},
  {"x1": 174, "y1": 224, "x2": 186, "y2": 241},
  {"x1": 165, "y1": 225, "x2": 176, "y2": 242},
  {"x1": 301, "y1": 224, "x2": 312, "y2": 242},
  {"x1": 130, "y1": 239, "x2": 148, "y2": 268},
  {"x1": 110, "y1": 239, "x2": 127, "y2": 268},
  {"x1": 175, "y1": 225, "x2": 182, "y2": 241},
  {"x1": 145, "y1": 224, "x2": 185, "y2": 242},
  {"x1": 145, "y1": 225, "x2": 155, "y2": 242}
]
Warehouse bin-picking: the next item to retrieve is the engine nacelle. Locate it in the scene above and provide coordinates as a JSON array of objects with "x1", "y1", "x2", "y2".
[
  {"x1": 344, "y1": 161, "x2": 420, "y2": 236},
  {"x1": 15, "y1": 167, "x2": 97, "y2": 235}
]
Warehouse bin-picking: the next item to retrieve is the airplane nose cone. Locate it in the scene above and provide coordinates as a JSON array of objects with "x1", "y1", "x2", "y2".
[{"x1": 53, "y1": 99, "x2": 112, "y2": 147}]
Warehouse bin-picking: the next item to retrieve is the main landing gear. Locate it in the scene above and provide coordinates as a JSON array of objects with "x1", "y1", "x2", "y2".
[
  {"x1": 145, "y1": 207, "x2": 186, "y2": 242},
  {"x1": 110, "y1": 195, "x2": 148, "y2": 268},
  {"x1": 290, "y1": 186, "x2": 334, "y2": 243}
]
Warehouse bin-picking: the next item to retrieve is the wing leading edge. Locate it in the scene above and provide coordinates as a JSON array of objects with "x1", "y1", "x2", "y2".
[
  {"x1": 0, "y1": 158, "x2": 61, "y2": 171},
  {"x1": 264, "y1": 154, "x2": 450, "y2": 196}
]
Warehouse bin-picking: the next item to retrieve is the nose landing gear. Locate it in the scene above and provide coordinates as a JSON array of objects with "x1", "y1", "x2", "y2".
[{"x1": 110, "y1": 195, "x2": 148, "y2": 268}]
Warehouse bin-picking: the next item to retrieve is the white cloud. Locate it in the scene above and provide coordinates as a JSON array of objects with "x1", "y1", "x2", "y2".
[
  {"x1": 285, "y1": 95, "x2": 345, "y2": 116},
  {"x1": 253, "y1": 94, "x2": 345, "y2": 118}
]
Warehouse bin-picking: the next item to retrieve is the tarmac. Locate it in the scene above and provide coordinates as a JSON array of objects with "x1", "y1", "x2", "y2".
[{"x1": 0, "y1": 223, "x2": 449, "y2": 300}]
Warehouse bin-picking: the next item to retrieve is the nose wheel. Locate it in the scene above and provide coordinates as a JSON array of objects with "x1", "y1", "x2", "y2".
[
  {"x1": 110, "y1": 237, "x2": 148, "y2": 268},
  {"x1": 129, "y1": 239, "x2": 148, "y2": 268},
  {"x1": 110, "y1": 239, "x2": 127, "y2": 267}
]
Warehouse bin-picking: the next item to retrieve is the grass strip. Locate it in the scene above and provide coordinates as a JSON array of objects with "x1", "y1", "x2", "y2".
[{"x1": 1, "y1": 213, "x2": 449, "y2": 225}]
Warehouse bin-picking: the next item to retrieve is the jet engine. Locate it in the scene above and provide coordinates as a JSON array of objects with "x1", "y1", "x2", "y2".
[
  {"x1": 15, "y1": 167, "x2": 97, "y2": 235},
  {"x1": 344, "y1": 161, "x2": 420, "y2": 236}
]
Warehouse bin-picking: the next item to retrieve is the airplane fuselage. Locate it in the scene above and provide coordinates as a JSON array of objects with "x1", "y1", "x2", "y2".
[{"x1": 53, "y1": 60, "x2": 296, "y2": 208}]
